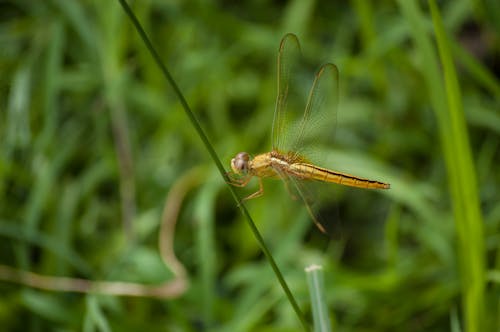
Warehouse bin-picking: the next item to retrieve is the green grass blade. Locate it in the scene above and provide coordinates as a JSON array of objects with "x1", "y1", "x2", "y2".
[
  {"x1": 83, "y1": 295, "x2": 112, "y2": 332},
  {"x1": 117, "y1": 1, "x2": 309, "y2": 330},
  {"x1": 428, "y1": 2, "x2": 485, "y2": 331},
  {"x1": 398, "y1": 0, "x2": 485, "y2": 330},
  {"x1": 305, "y1": 264, "x2": 332, "y2": 332},
  {"x1": 450, "y1": 306, "x2": 463, "y2": 332}
]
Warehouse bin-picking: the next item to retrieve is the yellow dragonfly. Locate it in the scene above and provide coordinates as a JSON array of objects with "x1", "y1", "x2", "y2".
[{"x1": 228, "y1": 33, "x2": 390, "y2": 233}]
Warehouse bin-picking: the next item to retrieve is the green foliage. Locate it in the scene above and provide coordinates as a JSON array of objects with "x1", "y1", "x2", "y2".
[
  {"x1": 305, "y1": 265, "x2": 333, "y2": 331},
  {"x1": 0, "y1": 0, "x2": 499, "y2": 331}
]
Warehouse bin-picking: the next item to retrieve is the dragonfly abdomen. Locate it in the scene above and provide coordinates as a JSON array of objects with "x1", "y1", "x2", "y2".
[{"x1": 291, "y1": 163, "x2": 390, "y2": 189}]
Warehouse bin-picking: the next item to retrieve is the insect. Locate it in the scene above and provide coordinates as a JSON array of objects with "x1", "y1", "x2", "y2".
[{"x1": 228, "y1": 33, "x2": 390, "y2": 233}]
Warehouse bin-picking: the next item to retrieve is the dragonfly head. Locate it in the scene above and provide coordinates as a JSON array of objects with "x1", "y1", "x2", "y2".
[{"x1": 231, "y1": 152, "x2": 250, "y2": 175}]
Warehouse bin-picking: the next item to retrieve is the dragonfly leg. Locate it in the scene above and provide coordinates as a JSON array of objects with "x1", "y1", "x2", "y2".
[
  {"x1": 226, "y1": 172, "x2": 252, "y2": 187},
  {"x1": 242, "y1": 178, "x2": 264, "y2": 201},
  {"x1": 303, "y1": 199, "x2": 327, "y2": 234}
]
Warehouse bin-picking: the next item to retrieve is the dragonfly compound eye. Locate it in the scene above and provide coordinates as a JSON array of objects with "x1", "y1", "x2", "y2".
[{"x1": 231, "y1": 152, "x2": 249, "y2": 174}]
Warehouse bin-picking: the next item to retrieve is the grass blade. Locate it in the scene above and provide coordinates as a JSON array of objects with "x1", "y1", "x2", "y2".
[
  {"x1": 428, "y1": 2, "x2": 485, "y2": 331},
  {"x1": 398, "y1": 0, "x2": 485, "y2": 330},
  {"x1": 116, "y1": 0, "x2": 309, "y2": 330},
  {"x1": 429, "y1": 0, "x2": 485, "y2": 331},
  {"x1": 305, "y1": 264, "x2": 332, "y2": 332}
]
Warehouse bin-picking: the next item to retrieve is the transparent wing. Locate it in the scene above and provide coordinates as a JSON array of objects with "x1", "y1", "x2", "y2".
[
  {"x1": 272, "y1": 34, "x2": 340, "y2": 160},
  {"x1": 290, "y1": 63, "x2": 339, "y2": 159},
  {"x1": 272, "y1": 33, "x2": 303, "y2": 151},
  {"x1": 277, "y1": 167, "x2": 343, "y2": 238}
]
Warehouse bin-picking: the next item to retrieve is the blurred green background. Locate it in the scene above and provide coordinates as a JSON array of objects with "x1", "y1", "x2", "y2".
[{"x1": 1, "y1": 0, "x2": 499, "y2": 331}]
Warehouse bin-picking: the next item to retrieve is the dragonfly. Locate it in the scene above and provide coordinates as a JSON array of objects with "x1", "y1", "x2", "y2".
[{"x1": 228, "y1": 33, "x2": 390, "y2": 233}]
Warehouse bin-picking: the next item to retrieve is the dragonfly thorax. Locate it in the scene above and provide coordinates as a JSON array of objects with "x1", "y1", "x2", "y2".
[{"x1": 231, "y1": 152, "x2": 250, "y2": 174}]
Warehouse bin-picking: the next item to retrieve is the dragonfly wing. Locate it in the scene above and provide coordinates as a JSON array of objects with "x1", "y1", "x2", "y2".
[
  {"x1": 287, "y1": 175, "x2": 327, "y2": 233},
  {"x1": 271, "y1": 34, "x2": 340, "y2": 161},
  {"x1": 272, "y1": 33, "x2": 303, "y2": 151},
  {"x1": 292, "y1": 173, "x2": 350, "y2": 238},
  {"x1": 274, "y1": 166, "x2": 341, "y2": 236},
  {"x1": 291, "y1": 63, "x2": 339, "y2": 159}
]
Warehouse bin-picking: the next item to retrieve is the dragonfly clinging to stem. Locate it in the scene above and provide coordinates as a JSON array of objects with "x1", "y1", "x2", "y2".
[{"x1": 227, "y1": 33, "x2": 390, "y2": 233}]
